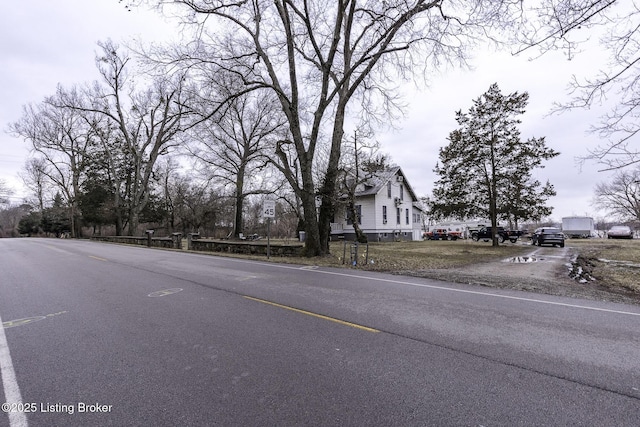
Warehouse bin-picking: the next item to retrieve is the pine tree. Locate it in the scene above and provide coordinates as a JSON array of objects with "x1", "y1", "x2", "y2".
[{"x1": 430, "y1": 83, "x2": 559, "y2": 246}]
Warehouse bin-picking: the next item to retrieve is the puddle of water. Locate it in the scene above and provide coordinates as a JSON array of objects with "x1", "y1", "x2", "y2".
[{"x1": 504, "y1": 256, "x2": 537, "y2": 263}]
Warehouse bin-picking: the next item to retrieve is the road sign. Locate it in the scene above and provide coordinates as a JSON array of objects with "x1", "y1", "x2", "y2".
[{"x1": 263, "y1": 200, "x2": 275, "y2": 218}]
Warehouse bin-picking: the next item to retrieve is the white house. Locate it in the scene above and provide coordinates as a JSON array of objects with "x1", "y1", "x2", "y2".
[{"x1": 330, "y1": 166, "x2": 425, "y2": 242}]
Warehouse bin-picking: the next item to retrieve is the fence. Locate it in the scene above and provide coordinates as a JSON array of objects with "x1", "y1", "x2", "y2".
[
  {"x1": 91, "y1": 233, "x2": 303, "y2": 257},
  {"x1": 91, "y1": 235, "x2": 176, "y2": 249},
  {"x1": 190, "y1": 239, "x2": 303, "y2": 257}
]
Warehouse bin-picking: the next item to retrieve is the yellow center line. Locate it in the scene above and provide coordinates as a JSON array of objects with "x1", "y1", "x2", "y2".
[
  {"x1": 88, "y1": 255, "x2": 108, "y2": 262},
  {"x1": 244, "y1": 296, "x2": 379, "y2": 333},
  {"x1": 44, "y1": 244, "x2": 69, "y2": 254}
]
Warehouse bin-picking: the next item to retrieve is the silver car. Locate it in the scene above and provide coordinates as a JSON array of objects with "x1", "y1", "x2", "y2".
[{"x1": 607, "y1": 225, "x2": 633, "y2": 239}]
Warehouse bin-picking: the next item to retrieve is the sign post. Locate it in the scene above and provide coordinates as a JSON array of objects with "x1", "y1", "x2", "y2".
[{"x1": 263, "y1": 200, "x2": 275, "y2": 259}]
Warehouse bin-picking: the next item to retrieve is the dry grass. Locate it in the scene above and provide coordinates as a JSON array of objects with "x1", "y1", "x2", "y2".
[
  {"x1": 567, "y1": 239, "x2": 640, "y2": 292},
  {"x1": 337, "y1": 240, "x2": 531, "y2": 270},
  {"x1": 225, "y1": 239, "x2": 532, "y2": 270}
]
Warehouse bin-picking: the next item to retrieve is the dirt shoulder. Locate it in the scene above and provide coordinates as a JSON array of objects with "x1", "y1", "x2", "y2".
[
  {"x1": 177, "y1": 238, "x2": 640, "y2": 306},
  {"x1": 394, "y1": 244, "x2": 640, "y2": 306}
]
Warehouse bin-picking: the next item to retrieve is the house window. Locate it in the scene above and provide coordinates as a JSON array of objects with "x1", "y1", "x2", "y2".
[
  {"x1": 387, "y1": 181, "x2": 392, "y2": 198},
  {"x1": 400, "y1": 185, "x2": 404, "y2": 200},
  {"x1": 396, "y1": 207, "x2": 401, "y2": 225},
  {"x1": 405, "y1": 209, "x2": 409, "y2": 225},
  {"x1": 382, "y1": 206, "x2": 387, "y2": 224},
  {"x1": 347, "y1": 204, "x2": 362, "y2": 225}
]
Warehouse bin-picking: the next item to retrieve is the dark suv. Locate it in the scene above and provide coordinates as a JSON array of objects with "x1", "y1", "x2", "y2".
[{"x1": 531, "y1": 227, "x2": 565, "y2": 247}]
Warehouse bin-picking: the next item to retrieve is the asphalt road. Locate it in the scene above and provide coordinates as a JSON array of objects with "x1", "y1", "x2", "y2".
[{"x1": 1, "y1": 238, "x2": 639, "y2": 426}]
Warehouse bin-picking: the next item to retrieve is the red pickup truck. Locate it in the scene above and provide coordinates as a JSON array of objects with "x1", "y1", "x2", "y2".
[{"x1": 424, "y1": 228, "x2": 462, "y2": 241}]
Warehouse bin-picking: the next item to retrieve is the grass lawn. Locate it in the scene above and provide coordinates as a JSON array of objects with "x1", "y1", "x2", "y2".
[
  {"x1": 230, "y1": 239, "x2": 532, "y2": 270},
  {"x1": 332, "y1": 240, "x2": 531, "y2": 270}
]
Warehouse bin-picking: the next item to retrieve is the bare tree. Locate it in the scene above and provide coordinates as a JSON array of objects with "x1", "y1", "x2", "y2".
[
  {"x1": 60, "y1": 40, "x2": 191, "y2": 235},
  {"x1": 167, "y1": 174, "x2": 233, "y2": 236},
  {"x1": 9, "y1": 88, "x2": 96, "y2": 237},
  {"x1": 187, "y1": 88, "x2": 284, "y2": 239},
  {"x1": 593, "y1": 166, "x2": 640, "y2": 221},
  {"x1": 510, "y1": 1, "x2": 640, "y2": 170},
  {"x1": 20, "y1": 157, "x2": 51, "y2": 211},
  {"x1": 338, "y1": 131, "x2": 391, "y2": 243},
  {"x1": 154, "y1": 157, "x2": 181, "y2": 234},
  {"x1": 0, "y1": 204, "x2": 31, "y2": 238},
  {"x1": 127, "y1": 0, "x2": 508, "y2": 255},
  {"x1": 0, "y1": 179, "x2": 13, "y2": 206}
]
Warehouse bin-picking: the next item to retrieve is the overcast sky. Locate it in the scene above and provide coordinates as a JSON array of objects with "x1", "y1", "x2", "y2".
[{"x1": 1, "y1": 1, "x2": 619, "y2": 223}]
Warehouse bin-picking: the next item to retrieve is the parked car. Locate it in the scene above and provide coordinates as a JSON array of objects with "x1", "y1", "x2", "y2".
[
  {"x1": 607, "y1": 225, "x2": 633, "y2": 239},
  {"x1": 531, "y1": 227, "x2": 565, "y2": 247},
  {"x1": 471, "y1": 226, "x2": 519, "y2": 243},
  {"x1": 424, "y1": 228, "x2": 459, "y2": 240}
]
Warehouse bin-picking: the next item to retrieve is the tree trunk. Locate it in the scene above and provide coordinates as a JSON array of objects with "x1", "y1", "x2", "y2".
[
  {"x1": 317, "y1": 195, "x2": 334, "y2": 255},
  {"x1": 233, "y1": 194, "x2": 244, "y2": 238},
  {"x1": 69, "y1": 206, "x2": 76, "y2": 239},
  {"x1": 299, "y1": 173, "x2": 321, "y2": 256},
  {"x1": 114, "y1": 195, "x2": 124, "y2": 236},
  {"x1": 490, "y1": 133, "x2": 499, "y2": 247},
  {"x1": 233, "y1": 168, "x2": 245, "y2": 238},
  {"x1": 128, "y1": 210, "x2": 139, "y2": 236},
  {"x1": 490, "y1": 195, "x2": 498, "y2": 246},
  {"x1": 115, "y1": 214, "x2": 123, "y2": 236},
  {"x1": 74, "y1": 212, "x2": 83, "y2": 238},
  {"x1": 317, "y1": 102, "x2": 347, "y2": 254},
  {"x1": 347, "y1": 199, "x2": 367, "y2": 243}
]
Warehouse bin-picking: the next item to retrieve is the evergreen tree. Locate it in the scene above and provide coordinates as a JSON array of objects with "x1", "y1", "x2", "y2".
[
  {"x1": 78, "y1": 176, "x2": 116, "y2": 235},
  {"x1": 41, "y1": 193, "x2": 72, "y2": 237},
  {"x1": 430, "y1": 83, "x2": 559, "y2": 246}
]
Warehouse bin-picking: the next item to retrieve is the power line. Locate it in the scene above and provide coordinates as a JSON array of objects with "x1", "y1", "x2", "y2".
[{"x1": 0, "y1": 160, "x2": 25, "y2": 166}]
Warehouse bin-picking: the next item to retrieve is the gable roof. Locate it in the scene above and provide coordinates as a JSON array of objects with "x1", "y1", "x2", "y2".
[{"x1": 355, "y1": 166, "x2": 419, "y2": 202}]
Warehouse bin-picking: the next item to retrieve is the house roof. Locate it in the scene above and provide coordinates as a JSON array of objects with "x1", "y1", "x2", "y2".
[{"x1": 355, "y1": 166, "x2": 420, "y2": 203}]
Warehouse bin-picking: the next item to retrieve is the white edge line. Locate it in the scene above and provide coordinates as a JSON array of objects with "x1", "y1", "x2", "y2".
[
  {"x1": 200, "y1": 256, "x2": 640, "y2": 317},
  {"x1": 0, "y1": 313, "x2": 28, "y2": 427},
  {"x1": 93, "y1": 244, "x2": 640, "y2": 317},
  {"x1": 308, "y1": 269, "x2": 640, "y2": 317}
]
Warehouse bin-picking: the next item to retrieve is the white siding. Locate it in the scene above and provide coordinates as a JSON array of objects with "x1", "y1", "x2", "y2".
[
  {"x1": 358, "y1": 197, "x2": 376, "y2": 230},
  {"x1": 412, "y1": 206, "x2": 423, "y2": 230},
  {"x1": 370, "y1": 176, "x2": 414, "y2": 233},
  {"x1": 330, "y1": 168, "x2": 424, "y2": 239}
]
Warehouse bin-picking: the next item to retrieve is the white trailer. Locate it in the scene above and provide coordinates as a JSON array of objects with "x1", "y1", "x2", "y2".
[{"x1": 561, "y1": 216, "x2": 595, "y2": 238}]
